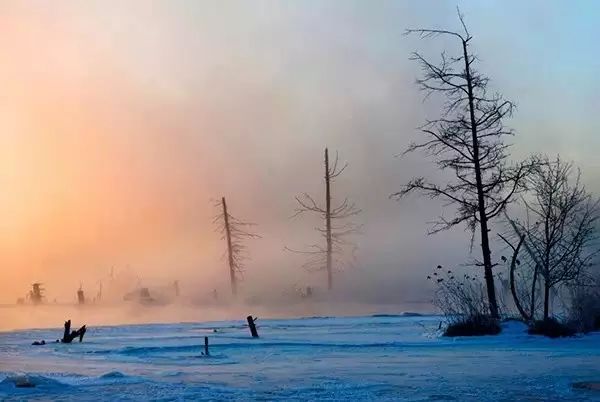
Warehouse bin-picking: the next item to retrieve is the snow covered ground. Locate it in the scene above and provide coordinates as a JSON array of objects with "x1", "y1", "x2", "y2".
[{"x1": 1, "y1": 314, "x2": 599, "y2": 401}]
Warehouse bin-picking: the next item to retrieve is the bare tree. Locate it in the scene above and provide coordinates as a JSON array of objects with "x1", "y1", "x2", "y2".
[
  {"x1": 511, "y1": 156, "x2": 600, "y2": 320},
  {"x1": 393, "y1": 10, "x2": 531, "y2": 318},
  {"x1": 288, "y1": 148, "x2": 361, "y2": 290},
  {"x1": 213, "y1": 197, "x2": 260, "y2": 296}
]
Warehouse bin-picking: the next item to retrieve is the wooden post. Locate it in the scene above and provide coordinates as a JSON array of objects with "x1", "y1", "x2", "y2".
[
  {"x1": 204, "y1": 336, "x2": 209, "y2": 355},
  {"x1": 246, "y1": 315, "x2": 259, "y2": 338}
]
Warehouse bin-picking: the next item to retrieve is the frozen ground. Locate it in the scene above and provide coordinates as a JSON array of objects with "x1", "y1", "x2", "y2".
[{"x1": 1, "y1": 315, "x2": 599, "y2": 401}]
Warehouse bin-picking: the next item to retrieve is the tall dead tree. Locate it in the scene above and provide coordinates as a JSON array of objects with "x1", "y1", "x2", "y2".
[
  {"x1": 289, "y1": 148, "x2": 361, "y2": 290},
  {"x1": 214, "y1": 197, "x2": 260, "y2": 296},
  {"x1": 393, "y1": 10, "x2": 532, "y2": 318}
]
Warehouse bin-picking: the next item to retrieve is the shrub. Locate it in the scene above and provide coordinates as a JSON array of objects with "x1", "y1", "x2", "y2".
[
  {"x1": 568, "y1": 282, "x2": 600, "y2": 333},
  {"x1": 528, "y1": 318, "x2": 576, "y2": 338},
  {"x1": 444, "y1": 314, "x2": 501, "y2": 337},
  {"x1": 430, "y1": 266, "x2": 502, "y2": 336},
  {"x1": 431, "y1": 267, "x2": 490, "y2": 317}
]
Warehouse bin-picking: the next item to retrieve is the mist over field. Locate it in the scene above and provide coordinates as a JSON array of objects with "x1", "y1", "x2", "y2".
[
  {"x1": 1, "y1": 1, "x2": 599, "y2": 331},
  {"x1": 2, "y1": 3, "x2": 600, "y2": 401}
]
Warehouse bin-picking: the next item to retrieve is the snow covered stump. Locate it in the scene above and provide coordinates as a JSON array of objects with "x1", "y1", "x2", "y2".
[{"x1": 247, "y1": 316, "x2": 259, "y2": 338}]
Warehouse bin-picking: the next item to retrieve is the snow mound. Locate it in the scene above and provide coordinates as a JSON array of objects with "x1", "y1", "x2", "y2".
[
  {"x1": 0, "y1": 373, "x2": 68, "y2": 389},
  {"x1": 500, "y1": 319, "x2": 529, "y2": 335}
]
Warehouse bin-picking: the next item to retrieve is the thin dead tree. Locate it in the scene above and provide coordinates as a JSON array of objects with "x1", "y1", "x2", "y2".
[
  {"x1": 288, "y1": 148, "x2": 361, "y2": 290},
  {"x1": 498, "y1": 232, "x2": 529, "y2": 320},
  {"x1": 213, "y1": 197, "x2": 260, "y2": 296},
  {"x1": 393, "y1": 10, "x2": 532, "y2": 318},
  {"x1": 511, "y1": 156, "x2": 600, "y2": 320},
  {"x1": 504, "y1": 212, "x2": 543, "y2": 321}
]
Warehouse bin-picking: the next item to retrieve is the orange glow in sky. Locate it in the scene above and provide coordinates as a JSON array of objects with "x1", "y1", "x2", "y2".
[{"x1": 1, "y1": 1, "x2": 598, "y2": 310}]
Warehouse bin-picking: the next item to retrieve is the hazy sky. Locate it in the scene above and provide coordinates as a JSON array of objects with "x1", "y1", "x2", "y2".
[{"x1": 0, "y1": 1, "x2": 599, "y2": 305}]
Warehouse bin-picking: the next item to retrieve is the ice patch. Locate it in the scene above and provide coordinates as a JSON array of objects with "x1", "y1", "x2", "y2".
[
  {"x1": 100, "y1": 371, "x2": 126, "y2": 379},
  {"x1": 371, "y1": 312, "x2": 423, "y2": 318}
]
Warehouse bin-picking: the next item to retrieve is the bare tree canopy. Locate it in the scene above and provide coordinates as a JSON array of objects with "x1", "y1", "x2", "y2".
[
  {"x1": 213, "y1": 197, "x2": 260, "y2": 296},
  {"x1": 510, "y1": 156, "x2": 600, "y2": 320},
  {"x1": 393, "y1": 9, "x2": 533, "y2": 318},
  {"x1": 288, "y1": 148, "x2": 361, "y2": 290}
]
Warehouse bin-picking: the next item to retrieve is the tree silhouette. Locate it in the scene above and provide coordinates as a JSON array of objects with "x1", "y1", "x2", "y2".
[
  {"x1": 393, "y1": 10, "x2": 533, "y2": 318},
  {"x1": 288, "y1": 148, "x2": 361, "y2": 290},
  {"x1": 213, "y1": 197, "x2": 260, "y2": 296},
  {"x1": 509, "y1": 156, "x2": 600, "y2": 320}
]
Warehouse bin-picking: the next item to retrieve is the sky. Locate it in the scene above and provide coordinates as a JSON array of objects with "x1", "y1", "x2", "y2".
[{"x1": 0, "y1": 1, "x2": 599, "y2": 309}]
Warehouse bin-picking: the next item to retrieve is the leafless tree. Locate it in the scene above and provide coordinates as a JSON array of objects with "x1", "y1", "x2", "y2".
[
  {"x1": 510, "y1": 156, "x2": 600, "y2": 320},
  {"x1": 288, "y1": 148, "x2": 361, "y2": 290},
  {"x1": 393, "y1": 10, "x2": 532, "y2": 318},
  {"x1": 213, "y1": 197, "x2": 260, "y2": 296}
]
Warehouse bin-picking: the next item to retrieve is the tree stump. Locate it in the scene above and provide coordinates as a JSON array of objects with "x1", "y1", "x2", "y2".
[
  {"x1": 61, "y1": 320, "x2": 87, "y2": 343},
  {"x1": 247, "y1": 315, "x2": 259, "y2": 338}
]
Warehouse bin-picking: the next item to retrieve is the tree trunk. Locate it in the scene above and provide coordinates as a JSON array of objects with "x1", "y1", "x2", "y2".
[
  {"x1": 543, "y1": 280, "x2": 550, "y2": 320},
  {"x1": 222, "y1": 197, "x2": 236, "y2": 296},
  {"x1": 324, "y1": 148, "x2": 333, "y2": 291},
  {"x1": 529, "y1": 264, "x2": 539, "y2": 320},
  {"x1": 246, "y1": 315, "x2": 259, "y2": 338},
  {"x1": 509, "y1": 235, "x2": 530, "y2": 321},
  {"x1": 62, "y1": 320, "x2": 71, "y2": 342},
  {"x1": 462, "y1": 39, "x2": 498, "y2": 318},
  {"x1": 505, "y1": 215, "x2": 539, "y2": 320}
]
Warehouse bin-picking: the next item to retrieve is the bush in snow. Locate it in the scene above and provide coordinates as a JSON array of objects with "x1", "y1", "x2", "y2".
[
  {"x1": 429, "y1": 266, "x2": 501, "y2": 336},
  {"x1": 528, "y1": 318, "x2": 576, "y2": 338},
  {"x1": 444, "y1": 314, "x2": 501, "y2": 337}
]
